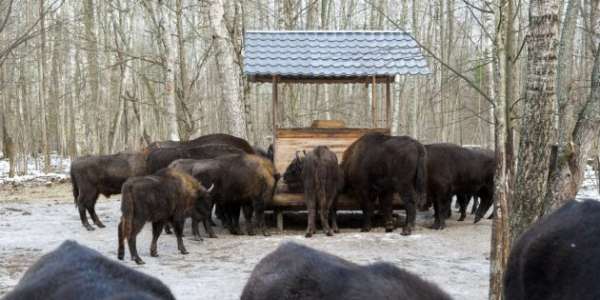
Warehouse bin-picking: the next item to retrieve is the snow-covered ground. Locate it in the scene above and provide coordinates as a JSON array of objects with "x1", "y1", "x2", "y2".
[
  {"x1": 0, "y1": 154, "x2": 70, "y2": 186},
  {"x1": 0, "y1": 162, "x2": 598, "y2": 300}
]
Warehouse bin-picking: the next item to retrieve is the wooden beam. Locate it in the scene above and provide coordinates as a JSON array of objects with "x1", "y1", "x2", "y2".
[
  {"x1": 247, "y1": 75, "x2": 394, "y2": 84},
  {"x1": 371, "y1": 75, "x2": 377, "y2": 127},
  {"x1": 386, "y1": 77, "x2": 391, "y2": 129}
]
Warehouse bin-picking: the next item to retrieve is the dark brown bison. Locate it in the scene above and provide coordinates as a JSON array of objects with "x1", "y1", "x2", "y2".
[
  {"x1": 3, "y1": 240, "x2": 175, "y2": 300},
  {"x1": 425, "y1": 144, "x2": 494, "y2": 229},
  {"x1": 145, "y1": 143, "x2": 245, "y2": 174},
  {"x1": 504, "y1": 199, "x2": 600, "y2": 300},
  {"x1": 342, "y1": 133, "x2": 426, "y2": 235},
  {"x1": 241, "y1": 242, "x2": 452, "y2": 300},
  {"x1": 172, "y1": 154, "x2": 279, "y2": 236},
  {"x1": 144, "y1": 133, "x2": 255, "y2": 156},
  {"x1": 117, "y1": 168, "x2": 213, "y2": 265},
  {"x1": 70, "y1": 152, "x2": 146, "y2": 231},
  {"x1": 283, "y1": 146, "x2": 344, "y2": 237}
]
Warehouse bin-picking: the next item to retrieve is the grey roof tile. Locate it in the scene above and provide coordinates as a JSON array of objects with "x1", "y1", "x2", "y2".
[{"x1": 244, "y1": 31, "x2": 431, "y2": 77}]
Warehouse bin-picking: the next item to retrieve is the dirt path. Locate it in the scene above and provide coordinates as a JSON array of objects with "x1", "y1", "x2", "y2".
[{"x1": 0, "y1": 183, "x2": 492, "y2": 299}]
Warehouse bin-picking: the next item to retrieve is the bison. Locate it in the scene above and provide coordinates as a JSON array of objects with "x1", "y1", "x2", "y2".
[
  {"x1": 145, "y1": 143, "x2": 245, "y2": 174},
  {"x1": 283, "y1": 146, "x2": 344, "y2": 237},
  {"x1": 144, "y1": 133, "x2": 256, "y2": 156},
  {"x1": 171, "y1": 154, "x2": 279, "y2": 236},
  {"x1": 117, "y1": 168, "x2": 213, "y2": 265},
  {"x1": 70, "y1": 152, "x2": 146, "y2": 231},
  {"x1": 504, "y1": 199, "x2": 600, "y2": 300},
  {"x1": 241, "y1": 242, "x2": 452, "y2": 300},
  {"x1": 342, "y1": 133, "x2": 426, "y2": 235},
  {"x1": 3, "y1": 240, "x2": 175, "y2": 300},
  {"x1": 424, "y1": 143, "x2": 494, "y2": 229}
]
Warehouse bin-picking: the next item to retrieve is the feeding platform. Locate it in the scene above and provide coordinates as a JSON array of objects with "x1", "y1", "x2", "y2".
[{"x1": 244, "y1": 31, "x2": 430, "y2": 230}]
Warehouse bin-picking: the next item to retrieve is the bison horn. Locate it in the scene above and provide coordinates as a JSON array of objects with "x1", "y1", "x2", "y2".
[{"x1": 207, "y1": 183, "x2": 215, "y2": 193}]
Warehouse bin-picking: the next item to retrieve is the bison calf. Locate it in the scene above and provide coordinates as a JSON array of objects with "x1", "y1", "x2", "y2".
[
  {"x1": 3, "y1": 240, "x2": 175, "y2": 300},
  {"x1": 241, "y1": 242, "x2": 452, "y2": 300},
  {"x1": 284, "y1": 146, "x2": 343, "y2": 237},
  {"x1": 504, "y1": 199, "x2": 600, "y2": 300},
  {"x1": 118, "y1": 168, "x2": 213, "y2": 265},
  {"x1": 70, "y1": 152, "x2": 146, "y2": 231}
]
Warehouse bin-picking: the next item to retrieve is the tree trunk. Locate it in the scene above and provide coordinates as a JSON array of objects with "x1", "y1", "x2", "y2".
[
  {"x1": 39, "y1": 0, "x2": 50, "y2": 171},
  {"x1": 83, "y1": 0, "x2": 101, "y2": 154},
  {"x1": 511, "y1": 0, "x2": 560, "y2": 241},
  {"x1": 208, "y1": 0, "x2": 247, "y2": 139},
  {"x1": 489, "y1": 1, "x2": 515, "y2": 299}
]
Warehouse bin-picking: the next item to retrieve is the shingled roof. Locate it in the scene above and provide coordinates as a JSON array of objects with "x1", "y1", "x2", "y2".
[{"x1": 244, "y1": 31, "x2": 430, "y2": 81}]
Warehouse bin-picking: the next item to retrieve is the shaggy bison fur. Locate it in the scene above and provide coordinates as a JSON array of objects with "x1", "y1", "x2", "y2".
[
  {"x1": 241, "y1": 242, "x2": 452, "y2": 300},
  {"x1": 70, "y1": 152, "x2": 146, "y2": 231},
  {"x1": 341, "y1": 133, "x2": 426, "y2": 235},
  {"x1": 283, "y1": 146, "x2": 344, "y2": 237},
  {"x1": 504, "y1": 199, "x2": 600, "y2": 300},
  {"x1": 117, "y1": 168, "x2": 213, "y2": 265},
  {"x1": 3, "y1": 240, "x2": 175, "y2": 300}
]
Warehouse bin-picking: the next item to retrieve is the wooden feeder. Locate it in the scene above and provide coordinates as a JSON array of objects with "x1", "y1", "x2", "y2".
[{"x1": 244, "y1": 31, "x2": 430, "y2": 230}]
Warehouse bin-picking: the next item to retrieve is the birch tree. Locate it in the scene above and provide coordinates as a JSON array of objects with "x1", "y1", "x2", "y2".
[{"x1": 208, "y1": 0, "x2": 247, "y2": 139}]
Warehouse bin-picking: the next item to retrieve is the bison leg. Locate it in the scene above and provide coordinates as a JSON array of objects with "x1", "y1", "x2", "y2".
[
  {"x1": 319, "y1": 194, "x2": 333, "y2": 236},
  {"x1": 203, "y1": 218, "x2": 217, "y2": 238},
  {"x1": 78, "y1": 205, "x2": 95, "y2": 231},
  {"x1": 117, "y1": 221, "x2": 125, "y2": 260},
  {"x1": 401, "y1": 191, "x2": 417, "y2": 236},
  {"x1": 431, "y1": 194, "x2": 447, "y2": 230},
  {"x1": 457, "y1": 194, "x2": 467, "y2": 222},
  {"x1": 88, "y1": 206, "x2": 105, "y2": 228},
  {"x1": 471, "y1": 197, "x2": 479, "y2": 215},
  {"x1": 191, "y1": 218, "x2": 203, "y2": 241},
  {"x1": 330, "y1": 206, "x2": 339, "y2": 233},
  {"x1": 242, "y1": 204, "x2": 256, "y2": 236},
  {"x1": 172, "y1": 220, "x2": 188, "y2": 255},
  {"x1": 381, "y1": 192, "x2": 395, "y2": 233},
  {"x1": 254, "y1": 195, "x2": 270, "y2": 237},
  {"x1": 227, "y1": 204, "x2": 242, "y2": 235},
  {"x1": 150, "y1": 222, "x2": 164, "y2": 257},
  {"x1": 128, "y1": 221, "x2": 145, "y2": 265},
  {"x1": 359, "y1": 190, "x2": 375, "y2": 232},
  {"x1": 163, "y1": 223, "x2": 173, "y2": 234},
  {"x1": 305, "y1": 193, "x2": 317, "y2": 238}
]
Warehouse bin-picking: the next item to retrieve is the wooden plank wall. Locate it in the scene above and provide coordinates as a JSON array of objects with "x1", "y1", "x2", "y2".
[{"x1": 274, "y1": 128, "x2": 390, "y2": 174}]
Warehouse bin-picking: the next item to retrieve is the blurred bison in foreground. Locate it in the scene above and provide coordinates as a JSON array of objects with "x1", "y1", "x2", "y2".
[
  {"x1": 241, "y1": 242, "x2": 452, "y2": 300},
  {"x1": 118, "y1": 168, "x2": 213, "y2": 265},
  {"x1": 504, "y1": 199, "x2": 600, "y2": 300},
  {"x1": 191, "y1": 154, "x2": 279, "y2": 236},
  {"x1": 424, "y1": 144, "x2": 494, "y2": 229},
  {"x1": 3, "y1": 240, "x2": 175, "y2": 300},
  {"x1": 70, "y1": 152, "x2": 146, "y2": 231},
  {"x1": 284, "y1": 146, "x2": 343, "y2": 237},
  {"x1": 342, "y1": 133, "x2": 426, "y2": 235}
]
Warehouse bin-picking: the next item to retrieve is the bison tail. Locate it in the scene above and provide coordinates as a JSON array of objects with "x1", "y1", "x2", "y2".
[
  {"x1": 121, "y1": 186, "x2": 135, "y2": 239},
  {"x1": 71, "y1": 174, "x2": 79, "y2": 208},
  {"x1": 415, "y1": 145, "x2": 427, "y2": 198}
]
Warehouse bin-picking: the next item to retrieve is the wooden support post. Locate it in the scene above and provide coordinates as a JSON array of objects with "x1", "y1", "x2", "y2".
[
  {"x1": 386, "y1": 77, "x2": 391, "y2": 129},
  {"x1": 276, "y1": 210, "x2": 284, "y2": 232},
  {"x1": 272, "y1": 75, "x2": 278, "y2": 162},
  {"x1": 371, "y1": 75, "x2": 377, "y2": 127}
]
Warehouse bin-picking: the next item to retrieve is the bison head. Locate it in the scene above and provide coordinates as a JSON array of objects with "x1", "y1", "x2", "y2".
[
  {"x1": 283, "y1": 151, "x2": 304, "y2": 193},
  {"x1": 193, "y1": 184, "x2": 214, "y2": 221}
]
